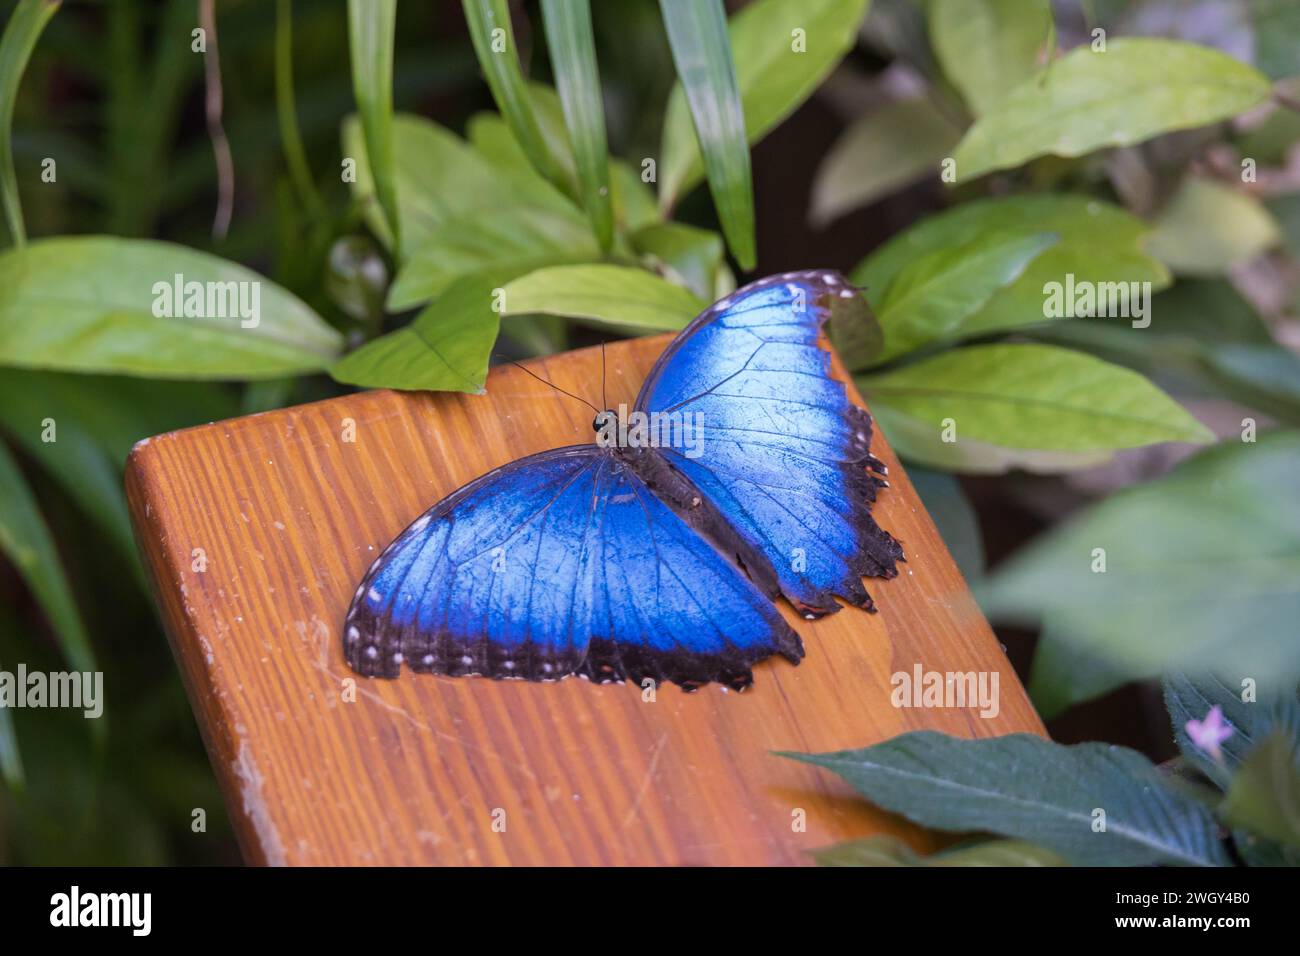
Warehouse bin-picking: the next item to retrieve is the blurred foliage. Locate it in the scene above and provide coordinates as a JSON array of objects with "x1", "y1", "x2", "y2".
[{"x1": 0, "y1": 0, "x2": 1298, "y2": 865}]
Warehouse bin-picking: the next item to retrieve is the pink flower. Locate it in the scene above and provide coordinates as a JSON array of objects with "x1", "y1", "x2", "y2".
[{"x1": 1185, "y1": 706, "x2": 1234, "y2": 762}]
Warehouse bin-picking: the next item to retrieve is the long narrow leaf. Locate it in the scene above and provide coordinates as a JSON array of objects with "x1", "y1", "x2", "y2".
[
  {"x1": 540, "y1": 0, "x2": 612, "y2": 250},
  {"x1": 657, "y1": 0, "x2": 755, "y2": 270},
  {"x1": 0, "y1": 440, "x2": 95, "y2": 675},
  {"x1": 347, "y1": 0, "x2": 400, "y2": 253},
  {"x1": 276, "y1": 0, "x2": 323, "y2": 218},
  {"x1": 462, "y1": 0, "x2": 562, "y2": 190},
  {"x1": 0, "y1": 702, "x2": 21, "y2": 790},
  {"x1": 0, "y1": 0, "x2": 59, "y2": 248}
]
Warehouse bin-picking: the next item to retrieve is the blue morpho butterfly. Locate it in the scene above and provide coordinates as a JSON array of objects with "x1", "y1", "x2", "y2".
[{"x1": 343, "y1": 270, "x2": 904, "y2": 692}]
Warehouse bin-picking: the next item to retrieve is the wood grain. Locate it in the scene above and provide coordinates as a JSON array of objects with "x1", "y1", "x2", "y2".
[{"x1": 125, "y1": 334, "x2": 1045, "y2": 866}]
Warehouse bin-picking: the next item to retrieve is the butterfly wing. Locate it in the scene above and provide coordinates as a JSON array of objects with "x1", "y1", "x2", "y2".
[
  {"x1": 344, "y1": 446, "x2": 802, "y2": 690},
  {"x1": 636, "y1": 270, "x2": 904, "y2": 617}
]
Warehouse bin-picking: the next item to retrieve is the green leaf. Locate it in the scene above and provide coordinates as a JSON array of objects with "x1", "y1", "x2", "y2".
[
  {"x1": 859, "y1": 343, "x2": 1212, "y2": 452},
  {"x1": 928, "y1": 0, "x2": 1051, "y2": 116},
  {"x1": 867, "y1": 402, "x2": 1114, "y2": 474},
  {"x1": 951, "y1": 39, "x2": 1272, "y2": 182},
  {"x1": 813, "y1": 834, "x2": 1065, "y2": 867},
  {"x1": 630, "y1": 221, "x2": 725, "y2": 301},
  {"x1": 387, "y1": 205, "x2": 597, "y2": 312},
  {"x1": 0, "y1": 440, "x2": 94, "y2": 675},
  {"x1": 1028, "y1": 279, "x2": 1300, "y2": 426},
  {"x1": 853, "y1": 194, "x2": 1170, "y2": 342},
  {"x1": 501, "y1": 263, "x2": 704, "y2": 331},
  {"x1": 874, "y1": 231, "x2": 1058, "y2": 364},
  {"x1": 275, "y1": 0, "x2": 323, "y2": 219},
  {"x1": 1164, "y1": 672, "x2": 1300, "y2": 790},
  {"x1": 1028, "y1": 610, "x2": 1131, "y2": 719},
  {"x1": 0, "y1": 236, "x2": 341, "y2": 378},
  {"x1": 0, "y1": 699, "x2": 21, "y2": 790},
  {"x1": 810, "y1": 96, "x2": 964, "y2": 226},
  {"x1": 345, "y1": 113, "x2": 550, "y2": 256},
  {"x1": 1146, "y1": 177, "x2": 1281, "y2": 277},
  {"x1": 1250, "y1": 0, "x2": 1300, "y2": 80},
  {"x1": 610, "y1": 158, "x2": 659, "y2": 232},
  {"x1": 907, "y1": 466, "x2": 984, "y2": 580},
  {"x1": 347, "y1": 0, "x2": 399, "y2": 253},
  {"x1": 462, "y1": 0, "x2": 563, "y2": 189},
  {"x1": 659, "y1": 0, "x2": 869, "y2": 210},
  {"x1": 657, "y1": 0, "x2": 755, "y2": 270},
  {"x1": 0, "y1": 0, "x2": 59, "y2": 248},
  {"x1": 0, "y1": 375, "x2": 138, "y2": 579},
  {"x1": 541, "y1": 0, "x2": 613, "y2": 251},
  {"x1": 1222, "y1": 732, "x2": 1300, "y2": 848},
  {"x1": 978, "y1": 431, "x2": 1300, "y2": 693},
  {"x1": 782, "y1": 731, "x2": 1231, "y2": 866},
  {"x1": 331, "y1": 268, "x2": 524, "y2": 394}
]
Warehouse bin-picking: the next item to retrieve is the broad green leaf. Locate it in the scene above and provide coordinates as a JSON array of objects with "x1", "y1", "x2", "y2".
[
  {"x1": 0, "y1": 0, "x2": 58, "y2": 248},
  {"x1": 978, "y1": 431, "x2": 1300, "y2": 692},
  {"x1": 810, "y1": 96, "x2": 963, "y2": 226},
  {"x1": 1029, "y1": 279, "x2": 1300, "y2": 426},
  {"x1": 951, "y1": 39, "x2": 1272, "y2": 181},
  {"x1": 1250, "y1": 0, "x2": 1300, "y2": 79},
  {"x1": 469, "y1": 103, "x2": 656, "y2": 234},
  {"x1": 658, "y1": 0, "x2": 755, "y2": 270},
  {"x1": 462, "y1": 0, "x2": 563, "y2": 189},
  {"x1": 502, "y1": 263, "x2": 703, "y2": 331},
  {"x1": 387, "y1": 205, "x2": 597, "y2": 311},
  {"x1": 928, "y1": 0, "x2": 1052, "y2": 116},
  {"x1": 345, "y1": 113, "x2": 543, "y2": 256},
  {"x1": 0, "y1": 440, "x2": 94, "y2": 675},
  {"x1": 659, "y1": 0, "x2": 869, "y2": 209},
  {"x1": 1146, "y1": 177, "x2": 1280, "y2": 277},
  {"x1": 782, "y1": 731, "x2": 1231, "y2": 866},
  {"x1": 870, "y1": 400, "x2": 1113, "y2": 473},
  {"x1": 347, "y1": 0, "x2": 399, "y2": 252},
  {"x1": 0, "y1": 236, "x2": 341, "y2": 378},
  {"x1": 859, "y1": 343, "x2": 1212, "y2": 452},
  {"x1": 331, "y1": 268, "x2": 526, "y2": 394},
  {"x1": 814, "y1": 835, "x2": 1065, "y2": 867},
  {"x1": 1222, "y1": 733, "x2": 1300, "y2": 848},
  {"x1": 874, "y1": 231, "x2": 1058, "y2": 364},
  {"x1": 541, "y1": 0, "x2": 614, "y2": 250},
  {"x1": 907, "y1": 466, "x2": 984, "y2": 580},
  {"x1": 610, "y1": 158, "x2": 659, "y2": 232},
  {"x1": 1028, "y1": 610, "x2": 1130, "y2": 718},
  {"x1": 630, "y1": 221, "x2": 724, "y2": 301},
  {"x1": 1163, "y1": 672, "x2": 1300, "y2": 790},
  {"x1": 853, "y1": 194, "x2": 1170, "y2": 341}
]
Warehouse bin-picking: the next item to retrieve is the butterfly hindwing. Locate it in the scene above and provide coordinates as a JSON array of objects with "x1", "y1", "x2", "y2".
[
  {"x1": 636, "y1": 271, "x2": 904, "y2": 617},
  {"x1": 344, "y1": 446, "x2": 803, "y2": 690}
]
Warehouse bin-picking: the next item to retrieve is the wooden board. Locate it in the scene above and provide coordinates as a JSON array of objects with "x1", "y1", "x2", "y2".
[{"x1": 125, "y1": 334, "x2": 1045, "y2": 866}]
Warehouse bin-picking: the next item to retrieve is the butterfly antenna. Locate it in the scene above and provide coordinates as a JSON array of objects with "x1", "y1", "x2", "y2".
[
  {"x1": 601, "y1": 341, "x2": 608, "y2": 412},
  {"x1": 502, "y1": 358, "x2": 600, "y2": 414}
]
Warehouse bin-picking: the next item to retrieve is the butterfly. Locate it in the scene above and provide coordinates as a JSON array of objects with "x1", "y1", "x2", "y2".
[{"x1": 343, "y1": 270, "x2": 904, "y2": 692}]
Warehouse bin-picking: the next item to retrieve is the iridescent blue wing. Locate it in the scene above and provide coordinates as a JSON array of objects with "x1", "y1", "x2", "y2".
[
  {"x1": 636, "y1": 270, "x2": 904, "y2": 617},
  {"x1": 344, "y1": 447, "x2": 802, "y2": 690}
]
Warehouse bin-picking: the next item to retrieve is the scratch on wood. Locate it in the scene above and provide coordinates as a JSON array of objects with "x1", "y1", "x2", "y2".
[
  {"x1": 233, "y1": 741, "x2": 288, "y2": 866},
  {"x1": 621, "y1": 732, "x2": 668, "y2": 829}
]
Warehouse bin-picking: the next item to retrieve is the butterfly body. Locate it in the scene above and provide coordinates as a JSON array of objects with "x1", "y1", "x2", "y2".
[{"x1": 344, "y1": 271, "x2": 903, "y2": 692}]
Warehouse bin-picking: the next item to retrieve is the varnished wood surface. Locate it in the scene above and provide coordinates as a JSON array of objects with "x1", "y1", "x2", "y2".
[{"x1": 125, "y1": 334, "x2": 1045, "y2": 866}]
